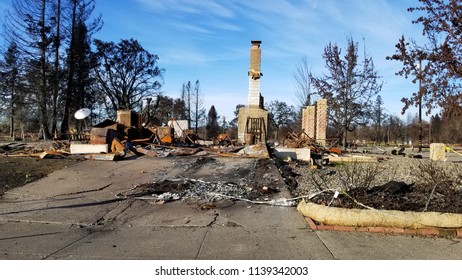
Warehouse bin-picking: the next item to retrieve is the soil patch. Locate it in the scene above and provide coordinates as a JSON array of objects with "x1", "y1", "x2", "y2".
[
  {"x1": 289, "y1": 156, "x2": 462, "y2": 214},
  {"x1": 0, "y1": 156, "x2": 79, "y2": 194},
  {"x1": 310, "y1": 180, "x2": 462, "y2": 214}
]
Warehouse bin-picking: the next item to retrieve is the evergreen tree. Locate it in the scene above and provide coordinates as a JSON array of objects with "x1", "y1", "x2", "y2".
[
  {"x1": 372, "y1": 95, "x2": 387, "y2": 142},
  {"x1": 3, "y1": 0, "x2": 55, "y2": 139},
  {"x1": 206, "y1": 105, "x2": 220, "y2": 139},
  {"x1": 192, "y1": 80, "x2": 205, "y2": 133},
  {"x1": 93, "y1": 38, "x2": 164, "y2": 115},
  {"x1": 0, "y1": 42, "x2": 22, "y2": 138},
  {"x1": 267, "y1": 100, "x2": 297, "y2": 141},
  {"x1": 61, "y1": 0, "x2": 102, "y2": 134}
]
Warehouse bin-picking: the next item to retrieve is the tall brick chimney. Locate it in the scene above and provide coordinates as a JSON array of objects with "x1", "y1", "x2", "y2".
[
  {"x1": 248, "y1": 40, "x2": 263, "y2": 108},
  {"x1": 238, "y1": 40, "x2": 269, "y2": 144}
]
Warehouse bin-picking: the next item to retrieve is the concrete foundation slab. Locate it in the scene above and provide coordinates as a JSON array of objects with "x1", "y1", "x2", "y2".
[
  {"x1": 274, "y1": 147, "x2": 311, "y2": 162},
  {"x1": 70, "y1": 143, "x2": 108, "y2": 154}
]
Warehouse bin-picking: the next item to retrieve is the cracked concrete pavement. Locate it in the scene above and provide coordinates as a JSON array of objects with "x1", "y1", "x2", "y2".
[{"x1": 1, "y1": 156, "x2": 462, "y2": 259}]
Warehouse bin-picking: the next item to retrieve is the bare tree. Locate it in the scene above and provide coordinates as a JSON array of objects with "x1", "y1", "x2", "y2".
[
  {"x1": 388, "y1": 0, "x2": 462, "y2": 115},
  {"x1": 293, "y1": 56, "x2": 315, "y2": 107},
  {"x1": 185, "y1": 81, "x2": 191, "y2": 128},
  {"x1": 311, "y1": 37, "x2": 382, "y2": 147},
  {"x1": 180, "y1": 83, "x2": 187, "y2": 120}
]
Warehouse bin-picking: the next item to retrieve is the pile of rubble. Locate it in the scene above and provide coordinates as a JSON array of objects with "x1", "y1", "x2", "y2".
[
  {"x1": 0, "y1": 141, "x2": 72, "y2": 159},
  {"x1": 0, "y1": 110, "x2": 406, "y2": 166},
  {"x1": 0, "y1": 109, "x2": 271, "y2": 161}
]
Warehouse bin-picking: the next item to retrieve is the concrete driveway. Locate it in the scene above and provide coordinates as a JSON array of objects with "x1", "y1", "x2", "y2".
[{"x1": 1, "y1": 156, "x2": 462, "y2": 259}]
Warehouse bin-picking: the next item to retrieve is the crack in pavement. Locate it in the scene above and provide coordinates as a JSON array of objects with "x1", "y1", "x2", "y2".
[
  {"x1": 43, "y1": 226, "x2": 100, "y2": 260},
  {"x1": 314, "y1": 231, "x2": 336, "y2": 259},
  {"x1": 53, "y1": 183, "x2": 113, "y2": 197},
  {"x1": 194, "y1": 212, "x2": 219, "y2": 259},
  {"x1": 206, "y1": 213, "x2": 219, "y2": 227},
  {"x1": 95, "y1": 200, "x2": 135, "y2": 226},
  {"x1": 0, "y1": 231, "x2": 65, "y2": 241},
  {"x1": 0, "y1": 198, "x2": 124, "y2": 216}
]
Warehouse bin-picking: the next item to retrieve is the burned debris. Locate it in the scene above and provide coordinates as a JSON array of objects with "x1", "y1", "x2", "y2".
[{"x1": 2, "y1": 39, "x2": 461, "y2": 222}]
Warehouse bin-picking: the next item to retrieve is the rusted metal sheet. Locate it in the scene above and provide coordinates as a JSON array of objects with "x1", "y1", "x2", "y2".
[
  {"x1": 157, "y1": 126, "x2": 173, "y2": 139},
  {"x1": 111, "y1": 138, "x2": 125, "y2": 154},
  {"x1": 90, "y1": 120, "x2": 123, "y2": 144}
]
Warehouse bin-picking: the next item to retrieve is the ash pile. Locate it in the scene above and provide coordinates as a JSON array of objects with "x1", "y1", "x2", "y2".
[
  {"x1": 116, "y1": 179, "x2": 257, "y2": 204},
  {"x1": 116, "y1": 156, "x2": 296, "y2": 206}
]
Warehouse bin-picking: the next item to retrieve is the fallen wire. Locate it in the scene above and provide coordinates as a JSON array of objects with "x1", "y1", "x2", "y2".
[{"x1": 207, "y1": 192, "x2": 298, "y2": 207}]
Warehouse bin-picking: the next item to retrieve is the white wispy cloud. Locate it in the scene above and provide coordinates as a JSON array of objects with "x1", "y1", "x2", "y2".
[
  {"x1": 121, "y1": 0, "x2": 425, "y2": 117},
  {"x1": 169, "y1": 22, "x2": 215, "y2": 35},
  {"x1": 159, "y1": 47, "x2": 211, "y2": 66},
  {"x1": 135, "y1": 0, "x2": 236, "y2": 18}
]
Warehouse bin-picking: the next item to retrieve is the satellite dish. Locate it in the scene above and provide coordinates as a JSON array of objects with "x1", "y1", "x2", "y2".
[{"x1": 74, "y1": 108, "x2": 91, "y2": 120}]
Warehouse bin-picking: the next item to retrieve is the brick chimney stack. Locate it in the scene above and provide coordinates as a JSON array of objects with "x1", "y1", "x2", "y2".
[{"x1": 248, "y1": 40, "x2": 262, "y2": 108}]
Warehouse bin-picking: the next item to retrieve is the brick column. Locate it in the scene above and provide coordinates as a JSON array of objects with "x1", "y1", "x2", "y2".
[
  {"x1": 315, "y1": 99, "x2": 327, "y2": 146},
  {"x1": 302, "y1": 106, "x2": 316, "y2": 139}
]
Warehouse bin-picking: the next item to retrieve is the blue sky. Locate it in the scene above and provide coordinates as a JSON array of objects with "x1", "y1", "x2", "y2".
[{"x1": 1, "y1": 0, "x2": 427, "y2": 121}]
